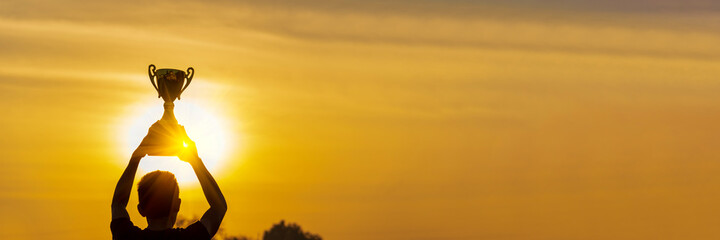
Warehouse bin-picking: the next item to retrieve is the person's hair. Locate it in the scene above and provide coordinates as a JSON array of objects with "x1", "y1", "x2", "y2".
[{"x1": 137, "y1": 170, "x2": 179, "y2": 218}]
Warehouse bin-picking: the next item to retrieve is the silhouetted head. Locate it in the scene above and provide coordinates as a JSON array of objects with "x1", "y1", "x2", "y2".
[{"x1": 137, "y1": 171, "x2": 181, "y2": 222}]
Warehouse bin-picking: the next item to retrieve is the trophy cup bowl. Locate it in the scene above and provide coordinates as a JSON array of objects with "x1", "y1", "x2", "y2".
[{"x1": 139, "y1": 64, "x2": 195, "y2": 156}]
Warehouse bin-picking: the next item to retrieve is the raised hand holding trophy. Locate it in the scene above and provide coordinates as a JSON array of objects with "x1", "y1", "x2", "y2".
[{"x1": 139, "y1": 64, "x2": 195, "y2": 156}]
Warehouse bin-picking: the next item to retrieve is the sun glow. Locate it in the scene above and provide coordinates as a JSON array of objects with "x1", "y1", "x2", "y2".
[{"x1": 119, "y1": 99, "x2": 236, "y2": 185}]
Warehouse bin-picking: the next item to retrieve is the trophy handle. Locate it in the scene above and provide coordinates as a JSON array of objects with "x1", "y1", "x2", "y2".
[
  {"x1": 179, "y1": 67, "x2": 194, "y2": 99},
  {"x1": 148, "y1": 64, "x2": 160, "y2": 98}
]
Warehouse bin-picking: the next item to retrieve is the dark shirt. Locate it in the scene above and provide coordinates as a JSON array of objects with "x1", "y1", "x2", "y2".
[{"x1": 111, "y1": 217, "x2": 210, "y2": 240}]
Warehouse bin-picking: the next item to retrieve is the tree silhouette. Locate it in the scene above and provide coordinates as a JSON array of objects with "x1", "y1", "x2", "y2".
[
  {"x1": 263, "y1": 220, "x2": 322, "y2": 240},
  {"x1": 220, "y1": 235, "x2": 253, "y2": 240}
]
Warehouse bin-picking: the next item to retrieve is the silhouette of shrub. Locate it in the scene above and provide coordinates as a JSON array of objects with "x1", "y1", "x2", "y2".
[{"x1": 263, "y1": 220, "x2": 322, "y2": 240}]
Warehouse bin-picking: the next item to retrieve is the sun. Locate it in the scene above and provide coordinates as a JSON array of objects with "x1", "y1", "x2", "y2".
[{"x1": 118, "y1": 98, "x2": 235, "y2": 186}]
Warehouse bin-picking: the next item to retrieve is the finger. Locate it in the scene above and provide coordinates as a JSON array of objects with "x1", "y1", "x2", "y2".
[{"x1": 178, "y1": 125, "x2": 192, "y2": 140}]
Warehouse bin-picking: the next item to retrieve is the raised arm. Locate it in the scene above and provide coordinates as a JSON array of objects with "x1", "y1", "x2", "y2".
[
  {"x1": 179, "y1": 129, "x2": 227, "y2": 236},
  {"x1": 111, "y1": 149, "x2": 145, "y2": 220}
]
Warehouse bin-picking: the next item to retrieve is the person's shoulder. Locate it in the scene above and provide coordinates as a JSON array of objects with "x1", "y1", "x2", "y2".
[
  {"x1": 110, "y1": 217, "x2": 142, "y2": 239},
  {"x1": 110, "y1": 217, "x2": 138, "y2": 229},
  {"x1": 178, "y1": 221, "x2": 211, "y2": 240}
]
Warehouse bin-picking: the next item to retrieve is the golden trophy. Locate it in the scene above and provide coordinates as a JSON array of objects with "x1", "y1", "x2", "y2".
[{"x1": 139, "y1": 64, "x2": 195, "y2": 156}]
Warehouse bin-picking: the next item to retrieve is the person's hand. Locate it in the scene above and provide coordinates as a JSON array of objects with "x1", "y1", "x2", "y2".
[
  {"x1": 131, "y1": 132, "x2": 154, "y2": 160},
  {"x1": 178, "y1": 139, "x2": 200, "y2": 163},
  {"x1": 131, "y1": 144, "x2": 147, "y2": 160},
  {"x1": 178, "y1": 126, "x2": 201, "y2": 164}
]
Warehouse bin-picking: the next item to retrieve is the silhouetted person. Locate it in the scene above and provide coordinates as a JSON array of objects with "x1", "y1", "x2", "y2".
[{"x1": 111, "y1": 128, "x2": 227, "y2": 240}]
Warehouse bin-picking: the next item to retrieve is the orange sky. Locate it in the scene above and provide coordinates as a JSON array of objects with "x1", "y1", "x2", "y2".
[{"x1": 1, "y1": 1, "x2": 720, "y2": 239}]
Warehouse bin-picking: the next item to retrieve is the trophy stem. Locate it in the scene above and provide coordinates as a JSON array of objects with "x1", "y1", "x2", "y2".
[{"x1": 161, "y1": 102, "x2": 178, "y2": 124}]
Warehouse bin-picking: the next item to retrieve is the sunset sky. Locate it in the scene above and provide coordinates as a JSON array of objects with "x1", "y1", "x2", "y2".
[{"x1": 2, "y1": 0, "x2": 720, "y2": 239}]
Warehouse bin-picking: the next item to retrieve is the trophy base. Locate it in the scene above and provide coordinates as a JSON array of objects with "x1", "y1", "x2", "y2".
[{"x1": 138, "y1": 120, "x2": 185, "y2": 156}]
